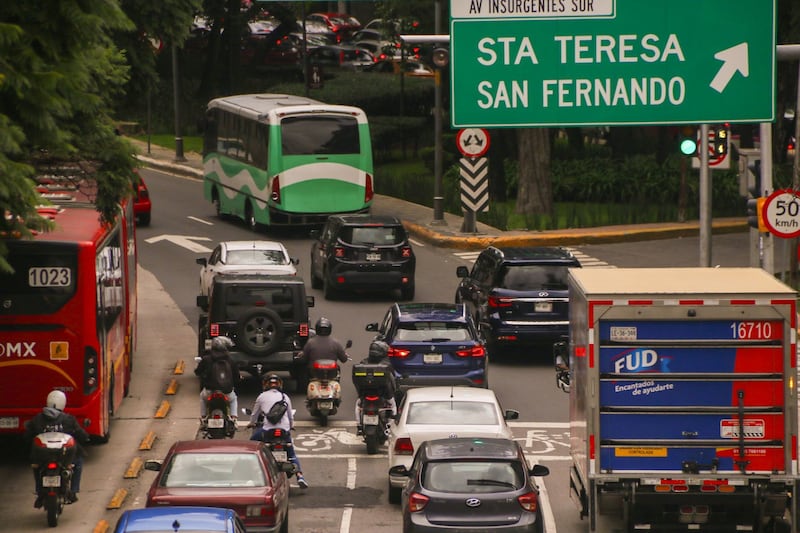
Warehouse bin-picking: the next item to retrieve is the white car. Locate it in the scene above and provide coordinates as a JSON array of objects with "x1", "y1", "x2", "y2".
[
  {"x1": 197, "y1": 241, "x2": 298, "y2": 296},
  {"x1": 387, "y1": 386, "x2": 519, "y2": 503}
]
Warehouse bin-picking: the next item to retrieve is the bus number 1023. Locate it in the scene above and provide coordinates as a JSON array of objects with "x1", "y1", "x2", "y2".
[
  {"x1": 28, "y1": 267, "x2": 71, "y2": 287},
  {"x1": 731, "y1": 321, "x2": 776, "y2": 340}
]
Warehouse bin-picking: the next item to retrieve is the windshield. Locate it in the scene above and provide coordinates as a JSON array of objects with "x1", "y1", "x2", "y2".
[
  {"x1": 497, "y1": 264, "x2": 569, "y2": 291},
  {"x1": 163, "y1": 452, "x2": 265, "y2": 488},
  {"x1": 424, "y1": 461, "x2": 523, "y2": 493},
  {"x1": 0, "y1": 242, "x2": 78, "y2": 315},
  {"x1": 406, "y1": 401, "x2": 498, "y2": 425},
  {"x1": 341, "y1": 226, "x2": 403, "y2": 246},
  {"x1": 281, "y1": 115, "x2": 360, "y2": 155},
  {"x1": 395, "y1": 322, "x2": 470, "y2": 342},
  {"x1": 226, "y1": 249, "x2": 288, "y2": 265}
]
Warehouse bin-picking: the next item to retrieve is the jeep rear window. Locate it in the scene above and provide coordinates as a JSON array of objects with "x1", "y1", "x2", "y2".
[
  {"x1": 341, "y1": 226, "x2": 404, "y2": 246},
  {"x1": 497, "y1": 265, "x2": 569, "y2": 291},
  {"x1": 215, "y1": 285, "x2": 297, "y2": 321}
]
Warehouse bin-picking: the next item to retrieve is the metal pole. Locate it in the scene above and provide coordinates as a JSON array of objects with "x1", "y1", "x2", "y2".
[
  {"x1": 699, "y1": 124, "x2": 711, "y2": 267},
  {"x1": 761, "y1": 122, "x2": 775, "y2": 275},
  {"x1": 171, "y1": 44, "x2": 186, "y2": 162},
  {"x1": 790, "y1": 60, "x2": 800, "y2": 287},
  {"x1": 432, "y1": 0, "x2": 445, "y2": 224}
]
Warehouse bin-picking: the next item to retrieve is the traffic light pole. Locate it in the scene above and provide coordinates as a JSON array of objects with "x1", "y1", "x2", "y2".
[
  {"x1": 760, "y1": 122, "x2": 775, "y2": 275},
  {"x1": 699, "y1": 124, "x2": 711, "y2": 267}
]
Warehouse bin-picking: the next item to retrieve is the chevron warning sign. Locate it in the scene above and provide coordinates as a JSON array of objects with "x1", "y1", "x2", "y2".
[{"x1": 460, "y1": 157, "x2": 489, "y2": 213}]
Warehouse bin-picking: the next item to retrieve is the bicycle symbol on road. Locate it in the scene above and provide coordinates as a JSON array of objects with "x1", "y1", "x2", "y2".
[
  {"x1": 293, "y1": 428, "x2": 362, "y2": 452},
  {"x1": 515, "y1": 429, "x2": 570, "y2": 455}
]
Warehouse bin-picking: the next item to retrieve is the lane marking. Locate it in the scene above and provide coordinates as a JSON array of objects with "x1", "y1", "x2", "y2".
[
  {"x1": 409, "y1": 238, "x2": 425, "y2": 247},
  {"x1": 124, "y1": 456, "x2": 143, "y2": 478},
  {"x1": 454, "y1": 248, "x2": 613, "y2": 268},
  {"x1": 107, "y1": 488, "x2": 128, "y2": 509},
  {"x1": 154, "y1": 400, "x2": 171, "y2": 418},
  {"x1": 292, "y1": 420, "x2": 570, "y2": 428},
  {"x1": 346, "y1": 457, "x2": 357, "y2": 489},
  {"x1": 340, "y1": 506, "x2": 354, "y2": 533},
  {"x1": 188, "y1": 215, "x2": 213, "y2": 225},
  {"x1": 139, "y1": 430, "x2": 157, "y2": 450}
]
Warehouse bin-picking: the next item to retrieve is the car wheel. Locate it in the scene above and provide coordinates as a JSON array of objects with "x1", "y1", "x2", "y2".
[
  {"x1": 237, "y1": 308, "x2": 283, "y2": 356},
  {"x1": 138, "y1": 213, "x2": 151, "y2": 226},
  {"x1": 400, "y1": 283, "x2": 415, "y2": 301},
  {"x1": 279, "y1": 510, "x2": 289, "y2": 533},
  {"x1": 310, "y1": 261, "x2": 322, "y2": 289},
  {"x1": 323, "y1": 272, "x2": 338, "y2": 300}
]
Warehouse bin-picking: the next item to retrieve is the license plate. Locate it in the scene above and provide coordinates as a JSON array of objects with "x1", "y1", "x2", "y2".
[
  {"x1": 272, "y1": 450, "x2": 288, "y2": 462},
  {"x1": 207, "y1": 418, "x2": 224, "y2": 428},
  {"x1": 318, "y1": 401, "x2": 333, "y2": 410},
  {"x1": 42, "y1": 475, "x2": 61, "y2": 488},
  {"x1": 0, "y1": 417, "x2": 19, "y2": 429},
  {"x1": 363, "y1": 414, "x2": 379, "y2": 425},
  {"x1": 366, "y1": 252, "x2": 381, "y2": 261},
  {"x1": 534, "y1": 302, "x2": 553, "y2": 312},
  {"x1": 423, "y1": 353, "x2": 442, "y2": 364}
]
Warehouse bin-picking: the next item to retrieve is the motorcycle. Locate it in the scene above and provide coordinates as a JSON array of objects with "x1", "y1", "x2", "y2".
[
  {"x1": 200, "y1": 390, "x2": 237, "y2": 439},
  {"x1": 31, "y1": 431, "x2": 77, "y2": 527},
  {"x1": 306, "y1": 340, "x2": 351, "y2": 426},
  {"x1": 243, "y1": 408, "x2": 298, "y2": 478},
  {"x1": 352, "y1": 362, "x2": 396, "y2": 454}
]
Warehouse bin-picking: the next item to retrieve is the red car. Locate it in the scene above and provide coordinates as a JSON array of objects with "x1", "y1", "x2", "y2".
[
  {"x1": 133, "y1": 170, "x2": 151, "y2": 226},
  {"x1": 144, "y1": 440, "x2": 292, "y2": 533}
]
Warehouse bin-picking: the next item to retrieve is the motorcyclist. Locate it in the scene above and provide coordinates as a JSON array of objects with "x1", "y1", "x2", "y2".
[
  {"x1": 302, "y1": 317, "x2": 348, "y2": 372},
  {"x1": 24, "y1": 390, "x2": 90, "y2": 508},
  {"x1": 354, "y1": 340, "x2": 398, "y2": 435},
  {"x1": 248, "y1": 374, "x2": 308, "y2": 489},
  {"x1": 195, "y1": 336, "x2": 240, "y2": 422}
]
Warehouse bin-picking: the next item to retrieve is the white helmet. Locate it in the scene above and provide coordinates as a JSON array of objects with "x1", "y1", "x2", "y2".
[{"x1": 46, "y1": 390, "x2": 66, "y2": 411}]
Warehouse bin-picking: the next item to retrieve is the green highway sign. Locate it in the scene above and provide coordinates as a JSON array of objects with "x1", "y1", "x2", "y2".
[{"x1": 450, "y1": 0, "x2": 775, "y2": 128}]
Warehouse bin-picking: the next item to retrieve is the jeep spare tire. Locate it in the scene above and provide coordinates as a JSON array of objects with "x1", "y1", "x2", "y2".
[{"x1": 237, "y1": 308, "x2": 283, "y2": 356}]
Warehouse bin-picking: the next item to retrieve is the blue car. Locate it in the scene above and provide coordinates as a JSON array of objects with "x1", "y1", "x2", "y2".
[
  {"x1": 113, "y1": 506, "x2": 246, "y2": 533},
  {"x1": 366, "y1": 303, "x2": 488, "y2": 389}
]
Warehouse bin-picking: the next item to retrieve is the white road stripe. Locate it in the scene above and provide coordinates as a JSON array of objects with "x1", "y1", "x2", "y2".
[
  {"x1": 292, "y1": 420, "x2": 571, "y2": 428},
  {"x1": 340, "y1": 506, "x2": 353, "y2": 533},
  {"x1": 408, "y1": 238, "x2": 425, "y2": 247},
  {"x1": 346, "y1": 457, "x2": 357, "y2": 489},
  {"x1": 188, "y1": 215, "x2": 213, "y2": 225},
  {"x1": 454, "y1": 247, "x2": 613, "y2": 267}
]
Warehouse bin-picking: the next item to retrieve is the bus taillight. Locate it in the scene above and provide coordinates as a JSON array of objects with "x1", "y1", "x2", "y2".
[
  {"x1": 85, "y1": 347, "x2": 99, "y2": 393},
  {"x1": 365, "y1": 174, "x2": 374, "y2": 203},
  {"x1": 271, "y1": 177, "x2": 281, "y2": 203}
]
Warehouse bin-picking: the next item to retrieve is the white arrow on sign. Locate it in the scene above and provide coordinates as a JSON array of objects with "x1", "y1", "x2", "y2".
[
  {"x1": 710, "y1": 42, "x2": 749, "y2": 93},
  {"x1": 145, "y1": 234, "x2": 213, "y2": 253}
]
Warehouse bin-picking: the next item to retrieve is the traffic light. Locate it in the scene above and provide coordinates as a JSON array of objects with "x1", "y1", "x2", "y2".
[
  {"x1": 679, "y1": 125, "x2": 697, "y2": 156},
  {"x1": 746, "y1": 196, "x2": 766, "y2": 231},
  {"x1": 712, "y1": 124, "x2": 729, "y2": 157}
]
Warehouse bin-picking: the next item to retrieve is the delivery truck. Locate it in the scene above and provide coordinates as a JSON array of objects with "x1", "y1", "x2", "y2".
[{"x1": 554, "y1": 267, "x2": 799, "y2": 532}]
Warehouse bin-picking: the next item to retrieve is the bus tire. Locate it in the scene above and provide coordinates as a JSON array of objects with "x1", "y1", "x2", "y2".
[
  {"x1": 237, "y1": 308, "x2": 283, "y2": 356},
  {"x1": 212, "y1": 190, "x2": 225, "y2": 219},
  {"x1": 245, "y1": 203, "x2": 258, "y2": 232}
]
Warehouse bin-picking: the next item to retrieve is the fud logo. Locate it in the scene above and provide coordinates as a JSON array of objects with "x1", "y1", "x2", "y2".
[{"x1": 614, "y1": 349, "x2": 659, "y2": 373}]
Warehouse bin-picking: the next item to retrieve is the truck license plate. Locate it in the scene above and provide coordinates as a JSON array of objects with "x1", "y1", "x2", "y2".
[
  {"x1": 207, "y1": 418, "x2": 225, "y2": 429},
  {"x1": 363, "y1": 414, "x2": 379, "y2": 425},
  {"x1": 0, "y1": 417, "x2": 18, "y2": 429},
  {"x1": 42, "y1": 475, "x2": 61, "y2": 488},
  {"x1": 272, "y1": 450, "x2": 288, "y2": 462},
  {"x1": 534, "y1": 302, "x2": 552, "y2": 312},
  {"x1": 366, "y1": 252, "x2": 381, "y2": 261},
  {"x1": 423, "y1": 353, "x2": 442, "y2": 364},
  {"x1": 318, "y1": 401, "x2": 333, "y2": 410}
]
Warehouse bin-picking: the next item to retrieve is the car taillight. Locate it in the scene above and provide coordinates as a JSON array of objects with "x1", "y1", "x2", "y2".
[
  {"x1": 271, "y1": 176, "x2": 281, "y2": 203},
  {"x1": 518, "y1": 491, "x2": 539, "y2": 512},
  {"x1": 334, "y1": 246, "x2": 345, "y2": 258},
  {"x1": 246, "y1": 502, "x2": 275, "y2": 521},
  {"x1": 388, "y1": 346, "x2": 410, "y2": 358},
  {"x1": 365, "y1": 174, "x2": 374, "y2": 202},
  {"x1": 299, "y1": 323, "x2": 309, "y2": 336},
  {"x1": 401, "y1": 246, "x2": 412, "y2": 258},
  {"x1": 488, "y1": 295, "x2": 513, "y2": 308},
  {"x1": 408, "y1": 492, "x2": 429, "y2": 512},
  {"x1": 394, "y1": 437, "x2": 414, "y2": 455},
  {"x1": 455, "y1": 345, "x2": 486, "y2": 358},
  {"x1": 210, "y1": 323, "x2": 219, "y2": 336}
]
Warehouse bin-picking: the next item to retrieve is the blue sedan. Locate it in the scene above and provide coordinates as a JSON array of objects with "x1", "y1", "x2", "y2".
[{"x1": 113, "y1": 506, "x2": 246, "y2": 533}]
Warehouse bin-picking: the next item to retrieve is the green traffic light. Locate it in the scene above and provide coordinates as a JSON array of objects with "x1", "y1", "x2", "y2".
[{"x1": 680, "y1": 138, "x2": 697, "y2": 156}]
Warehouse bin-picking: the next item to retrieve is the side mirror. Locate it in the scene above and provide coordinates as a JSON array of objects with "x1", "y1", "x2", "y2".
[
  {"x1": 365, "y1": 322, "x2": 379, "y2": 332},
  {"x1": 196, "y1": 257, "x2": 208, "y2": 266},
  {"x1": 241, "y1": 407, "x2": 253, "y2": 415},
  {"x1": 306, "y1": 296, "x2": 315, "y2": 308},
  {"x1": 144, "y1": 459, "x2": 163, "y2": 472},
  {"x1": 346, "y1": 339, "x2": 353, "y2": 349},
  {"x1": 529, "y1": 464, "x2": 550, "y2": 477},
  {"x1": 196, "y1": 295, "x2": 209, "y2": 310},
  {"x1": 456, "y1": 265, "x2": 469, "y2": 278},
  {"x1": 291, "y1": 257, "x2": 299, "y2": 265},
  {"x1": 388, "y1": 465, "x2": 410, "y2": 477},
  {"x1": 504, "y1": 409, "x2": 520, "y2": 421},
  {"x1": 309, "y1": 229, "x2": 320, "y2": 240},
  {"x1": 280, "y1": 462, "x2": 297, "y2": 474},
  {"x1": 553, "y1": 341, "x2": 570, "y2": 393}
]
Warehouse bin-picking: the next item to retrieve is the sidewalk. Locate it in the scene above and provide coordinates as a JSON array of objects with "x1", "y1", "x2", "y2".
[{"x1": 129, "y1": 138, "x2": 747, "y2": 250}]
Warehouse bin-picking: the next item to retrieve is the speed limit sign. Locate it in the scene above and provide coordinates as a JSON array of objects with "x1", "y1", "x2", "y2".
[{"x1": 763, "y1": 189, "x2": 800, "y2": 239}]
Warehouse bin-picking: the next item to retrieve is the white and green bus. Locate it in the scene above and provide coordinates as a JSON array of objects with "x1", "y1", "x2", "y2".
[{"x1": 201, "y1": 93, "x2": 374, "y2": 229}]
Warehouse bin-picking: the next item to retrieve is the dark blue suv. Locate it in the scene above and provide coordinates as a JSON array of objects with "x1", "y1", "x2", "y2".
[{"x1": 365, "y1": 303, "x2": 487, "y2": 389}]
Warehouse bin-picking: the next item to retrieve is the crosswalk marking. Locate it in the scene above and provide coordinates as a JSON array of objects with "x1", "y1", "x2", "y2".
[{"x1": 454, "y1": 247, "x2": 614, "y2": 268}]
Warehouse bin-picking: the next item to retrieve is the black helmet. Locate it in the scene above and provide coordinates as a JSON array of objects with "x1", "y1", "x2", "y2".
[
  {"x1": 263, "y1": 373, "x2": 283, "y2": 390},
  {"x1": 315, "y1": 317, "x2": 332, "y2": 336},
  {"x1": 368, "y1": 341, "x2": 389, "y2": 363},
  {"x1": 211, "y1": 336, "x2": 234, "y2": 354}
]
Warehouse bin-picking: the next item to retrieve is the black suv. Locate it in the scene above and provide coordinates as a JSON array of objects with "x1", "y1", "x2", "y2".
[
  {"x1": 196, "y1": 274, "x2": 314, "y2": 378},
  {"x1": 455, "y1": 246, "x2": 580, "y2": 356},
  {"x1": 310, "y1": 214, "x2": 416, "y2": 300}
]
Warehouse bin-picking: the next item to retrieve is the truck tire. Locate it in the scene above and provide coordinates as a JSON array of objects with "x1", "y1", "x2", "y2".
[{"x1": 237, "y1": 308, "x2": 283, "y2": 356}]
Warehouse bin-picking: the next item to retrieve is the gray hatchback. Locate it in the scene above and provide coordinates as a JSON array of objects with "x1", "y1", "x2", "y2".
[{"x1": 389, "y1": 437, "x2": 550, "y2": 533}]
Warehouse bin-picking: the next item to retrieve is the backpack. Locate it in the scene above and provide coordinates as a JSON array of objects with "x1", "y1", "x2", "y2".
[
  {"x1": 209, "y1": 356, "x2": 234, "y2": 394},
  {"x1": 266, "y1": 393, "x2": 288, "y2": 424}
]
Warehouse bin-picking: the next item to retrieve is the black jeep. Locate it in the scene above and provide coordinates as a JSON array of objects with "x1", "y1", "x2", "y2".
[{"x1": 197, "y1": 275, "x2": 314, "y2": 379}]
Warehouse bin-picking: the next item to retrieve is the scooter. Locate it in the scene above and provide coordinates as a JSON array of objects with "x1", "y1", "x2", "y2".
[
  {"x1": 200, "y1": 390, "x2": 237, "y2": 439},
  {"x1": 243, "y1": 407, "x2": 297, "y2": 477},
  {"x1": 352, "y1": 361, "x2": 396, "y2": 454},
  {"x1": 31, "y1": 431, "x2": 77, "y2": 527},
  {"x1": 306, "y1": 340, "x2": 351, "y2": 426}
]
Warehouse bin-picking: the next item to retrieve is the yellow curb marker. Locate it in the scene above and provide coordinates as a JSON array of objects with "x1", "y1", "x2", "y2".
[
  {"x1": 124, "y1": 456, "x2": 143, "y2": 479},
  {"x1": 154, "y1": 400, "x2": 170, "y2": 418},
  {"x1": 93, "y1": 520, "x2": 110, "y2": 533},
  {"x1": 165, "y1": 377, "x2": 179, "y2": 395},
  {"x1": 139, "y1": 430, "x2": 157, "y2": 450},
  {"x1": 174, "y1": 359, "x2": 185, "y2": 375},
  {"x1": 107, "y1": 488, "x2": 127, "y2": 509}
]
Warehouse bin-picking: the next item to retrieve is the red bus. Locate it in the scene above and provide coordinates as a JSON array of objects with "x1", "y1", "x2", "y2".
[{"x1": 0, "y1": 179, "x2": 137, "y2": 441}]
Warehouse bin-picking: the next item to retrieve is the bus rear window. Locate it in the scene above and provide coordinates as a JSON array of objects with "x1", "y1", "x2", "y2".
[
  {"x1": 0, "y1": 244, "x2": 78, "y2": 315},
  {"x1": 281, "y1": 115, "x2": 360, "y2": 155}
]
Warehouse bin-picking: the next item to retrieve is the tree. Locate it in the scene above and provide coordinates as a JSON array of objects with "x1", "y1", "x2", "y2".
[
  {"x1": 0, "y1": 1, "x2": 136, "y2": 273},
  {"x1": 516, "y1": 129, "x2": 553, "y2": 218}
]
